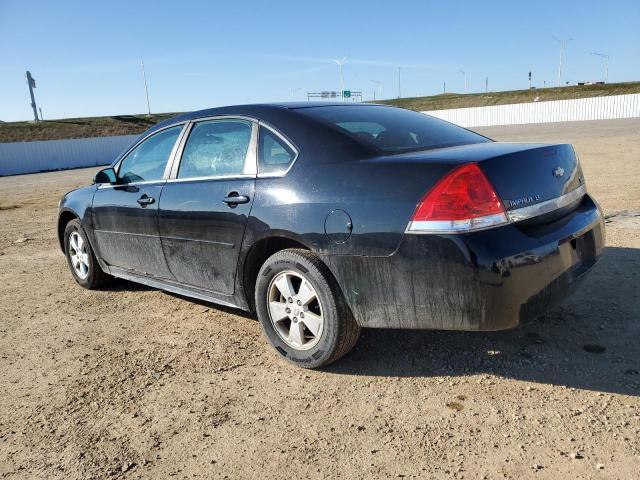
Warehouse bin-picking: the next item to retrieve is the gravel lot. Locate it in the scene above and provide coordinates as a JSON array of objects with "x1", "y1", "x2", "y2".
[{"x1": 1, "y1": 119, "x2": 639, "y2": 479}]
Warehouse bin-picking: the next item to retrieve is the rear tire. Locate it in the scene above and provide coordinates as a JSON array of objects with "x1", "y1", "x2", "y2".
[
  {"x1": 63, "y1": 219, "x2": 111, "y2": 289},
  {"x1": 255, "y1": 249, "x2": 360, "y2": 369}
]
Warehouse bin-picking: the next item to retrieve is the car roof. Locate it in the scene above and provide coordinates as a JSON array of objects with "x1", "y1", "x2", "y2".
[
  {"x1": 149, "y1": 102, "x2": 392, "y2": 134},
  {"x1": 119, "y1": 102, "x2": 383, "y2": 166}
]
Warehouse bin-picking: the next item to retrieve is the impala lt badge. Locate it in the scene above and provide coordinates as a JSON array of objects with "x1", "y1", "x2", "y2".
[
  {"x1": 509, "y1": 194, "x2": 541, "y2": 208},
  {"x1": 553, "y1": 166, "x2": 565, "y2": 178}
]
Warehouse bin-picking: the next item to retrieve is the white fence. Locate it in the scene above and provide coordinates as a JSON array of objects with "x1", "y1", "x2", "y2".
[
  {"x1": 423, "y1": 93, "x2": 640, "y2": 127},
  {"x1": 0, "y1": 134, "x2": 138, "y2": 176}
]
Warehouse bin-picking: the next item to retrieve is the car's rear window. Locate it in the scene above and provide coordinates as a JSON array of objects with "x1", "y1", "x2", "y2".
[{"x1": 298, "y1": 105, "x2": 490, "y2": 153}]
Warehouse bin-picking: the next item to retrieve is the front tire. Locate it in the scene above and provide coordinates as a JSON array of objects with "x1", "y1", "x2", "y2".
[
  {"x1": 255, "y1": 249, "x2": 360, "y2": 369},
  {"x1": 63, "y1": 219, "x2": 111, "y2": 289}
]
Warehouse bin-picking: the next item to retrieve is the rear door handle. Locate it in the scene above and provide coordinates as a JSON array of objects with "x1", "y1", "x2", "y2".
[
  {"x1": 223, "y1": 194, "x2": 250, "y2": 206},
  {"x1": 137, "y1": 194, "x2": 155, "y2": 207}
]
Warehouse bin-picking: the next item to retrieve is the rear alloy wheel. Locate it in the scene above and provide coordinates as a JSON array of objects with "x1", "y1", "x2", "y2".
[
  {"x1": 64, "y1": 219, "x2": 111, "y2": 289},
  {"x1": 267, "y1": 270, "x2": 324, "y2": 351},
  {"x1": 255, "y1": 249, "x2": 360, "y2": 368}
]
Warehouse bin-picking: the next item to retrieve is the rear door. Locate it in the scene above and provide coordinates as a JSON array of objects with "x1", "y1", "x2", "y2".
[
  {"x1": 158, "y1": 118, "x2": 257, "y2": 294},
  {"x1": 92, "y1": 124, "x2": 184, "y2": 278}
]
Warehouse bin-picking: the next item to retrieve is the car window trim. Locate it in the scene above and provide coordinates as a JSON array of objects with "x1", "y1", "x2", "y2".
[
  {"x1": 101, "y1": 114, "x2": 301, "y2": 187},
  {"x1": 167, "y1": 115, "x2": 259, "y2": 183},
  {"x1": 97, "y1": 179, "x2": 168, "y2": 189}
]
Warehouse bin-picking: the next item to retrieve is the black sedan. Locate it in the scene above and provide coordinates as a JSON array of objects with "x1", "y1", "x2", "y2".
[{"x1": 58, "y1": 103, "x2": 605, "y2": 368}]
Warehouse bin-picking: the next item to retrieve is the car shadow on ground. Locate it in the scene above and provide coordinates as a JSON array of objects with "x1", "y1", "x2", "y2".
[
  {"x1": 102, "y1": 279, "x2": 258, "y2": 321},
  {"x1": 102, "y1": 280, "x2": 154, "y2": 293},
  {"x1": 98, "y1": 247, "x2": 639, "y2": 396},
  {"x1": 327, "y1": 246, "x2": 640, "y2": 397}
]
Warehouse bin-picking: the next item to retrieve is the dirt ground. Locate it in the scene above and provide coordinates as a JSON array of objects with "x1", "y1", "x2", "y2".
[{"x1": 1, "y1": 119, "x2": 639, "y2": 479}]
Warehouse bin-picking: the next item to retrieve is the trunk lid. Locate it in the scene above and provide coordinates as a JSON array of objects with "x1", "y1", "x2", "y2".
[{"x1": 391, "y1": 142, "x2": 584, "y2": 211}]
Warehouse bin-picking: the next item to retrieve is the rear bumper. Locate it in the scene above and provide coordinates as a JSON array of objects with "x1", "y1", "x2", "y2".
[{"x1": 326, "y1": 194, "x2": 605, "y2": 330}]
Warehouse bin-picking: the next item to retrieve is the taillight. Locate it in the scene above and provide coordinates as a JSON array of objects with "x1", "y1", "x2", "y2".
[{"x1": 406, "y1": 162, "x2": 508, "y2": 233}]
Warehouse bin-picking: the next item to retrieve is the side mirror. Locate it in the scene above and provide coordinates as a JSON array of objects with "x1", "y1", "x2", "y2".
[{"x1": 94, "y1": 167, "x2": 117, "y2": 185}]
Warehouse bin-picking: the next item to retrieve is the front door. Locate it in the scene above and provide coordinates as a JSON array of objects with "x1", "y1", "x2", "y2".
[
  {"x1": 92, "y1": 125, "x2": 183, "y2": 278},
  {"x1": 158, "y1": 118, "x2": 256, "y2": 294}
]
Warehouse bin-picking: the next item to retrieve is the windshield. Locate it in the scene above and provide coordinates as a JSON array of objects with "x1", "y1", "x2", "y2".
[{"x1": 298, "y1": 105, "x2": 490, "y2": 153}]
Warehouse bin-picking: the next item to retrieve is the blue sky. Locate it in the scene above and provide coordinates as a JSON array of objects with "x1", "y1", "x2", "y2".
[{"x1": 1, "y1": 0, "x2": 638, "y2": 121}]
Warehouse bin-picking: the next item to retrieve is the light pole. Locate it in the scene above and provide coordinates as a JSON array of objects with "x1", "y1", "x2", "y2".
[
  {"x1": 552, "y1": 36, "x2": 572, "y2": 87},
  {"x1": 460, "y1": 70, "x2": 467, "y2": 94},
  {"x1": 333, "y1": 57, "x2": 348, "y2": 101},
  {"x1": 290, "y1": 87, "x2": 302, "y2": 98},
  {"x1": 398, "y1": 67, "x2": 402, "y2": 98},
  {"x1": 591, "y1": 52, "x2": 610, "y2": 83},
  {"x1": 140, "y1": 60, "x2": 151, "y2": 115},
  {"x1": 370, "y1": 80, "x2": 382, "y2": 101}
]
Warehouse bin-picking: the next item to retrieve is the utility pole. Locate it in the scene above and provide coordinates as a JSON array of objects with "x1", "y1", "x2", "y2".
[
  {"x1": 39, "y1": 107, "x2": 43, "y2": 120},
  {"x1": 334, "y1": 57, "x2": 347, "y2": 100},
  {"x1": 333, "y1": 57, "x2": 348, "y2": 101},
  {"x1": 25, "y1": 71, "x2": 39, "y2": 121},
  {"x1": 443, "y1": 81, "x2": 446, "y2": 94},
  {"x1": 371, "y1": 80, "x2": 382, "y2": 101},
  {"x1": 460, "y1": 70, "x2": 467, "y2": 94},
  {"x1": 485, "y1": 77, "x2": 488, "y2": 93},
  {"x1": 591, "y1": 52, "x2": 610, "y2": 83},
  {"x1": 141, "y1": 60, "x2": 151, "y2": 115},
  {"x1": 528, "y1": 71, "x2": 532, "y2": 89},
  {"x1": 398, "y1": 66, "x2": 401, "y2": 98},
  {"x1": 552, "y1": 36, "x2": 572, "y2": 87}
]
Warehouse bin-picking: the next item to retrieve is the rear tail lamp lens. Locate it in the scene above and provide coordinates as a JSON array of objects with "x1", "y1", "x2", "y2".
[{"x1": 407, "y1": 163, "x2": 508, "y2": 233}]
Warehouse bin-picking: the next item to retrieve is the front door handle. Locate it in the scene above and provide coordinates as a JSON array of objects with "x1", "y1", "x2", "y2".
[
  {"x1": 137, "y1": 194, "x2": 155, "y2": 207},
  {"x1": 223, "y1": 193, "x2": 250, "y2": 206}
]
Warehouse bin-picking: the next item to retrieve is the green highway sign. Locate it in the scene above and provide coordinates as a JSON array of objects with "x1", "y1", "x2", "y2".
[{"x1": 342, "y1": 90, "x2": 351, "y2": 98}]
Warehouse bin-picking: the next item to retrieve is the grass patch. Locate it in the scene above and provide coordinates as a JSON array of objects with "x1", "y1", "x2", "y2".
[{"x1": 0, "y1": 113, "x2": 178, "y2": 143}]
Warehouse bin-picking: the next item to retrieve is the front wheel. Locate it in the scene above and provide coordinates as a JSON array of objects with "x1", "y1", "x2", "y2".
[
  {"x1": 63, "y1": 219, "x2": 111, "y2": 289},
  {"x1": 255, "y1": 249, "x2": 360, "y2": 369}
]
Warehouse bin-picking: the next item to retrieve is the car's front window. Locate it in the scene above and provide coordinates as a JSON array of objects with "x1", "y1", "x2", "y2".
[
  {"x1": 117, "y1": 126, "x2": 182, "y2": 183},
  {"x1": 299, "y1": 105, "x2": 490, "y2": 154}
]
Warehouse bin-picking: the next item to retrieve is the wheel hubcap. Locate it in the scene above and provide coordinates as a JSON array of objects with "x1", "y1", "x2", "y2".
[
  {"x1": 267, "y1": 270, "x2": 324, "y2": 350},
  {"x1": 69, "y1": 231, "x2": 89, "y2": 279}
]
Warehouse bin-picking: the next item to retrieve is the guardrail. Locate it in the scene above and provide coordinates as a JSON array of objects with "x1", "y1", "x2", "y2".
[
  {"x1": 423, "y1": 93, "x2": 640, "y2": 127},
  {"x1": 0, "y1": 134, "x2": 138, "y2": 176}
]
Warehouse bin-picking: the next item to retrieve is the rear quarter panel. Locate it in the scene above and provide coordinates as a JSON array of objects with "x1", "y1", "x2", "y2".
[{"x1": 245, "y1": 157, "x2": 453, "y2": 258}]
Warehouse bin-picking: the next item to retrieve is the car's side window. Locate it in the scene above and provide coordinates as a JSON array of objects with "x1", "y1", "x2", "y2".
[
  {"x1": 178, "y1": 119, "x2": 252, "y2": 179},
  {"x1": 258, "y1": 128, "x2": 296, "y2": 175},
  {"x1": 117, "y1": 126, "x2": 182, "y2": 184}
]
